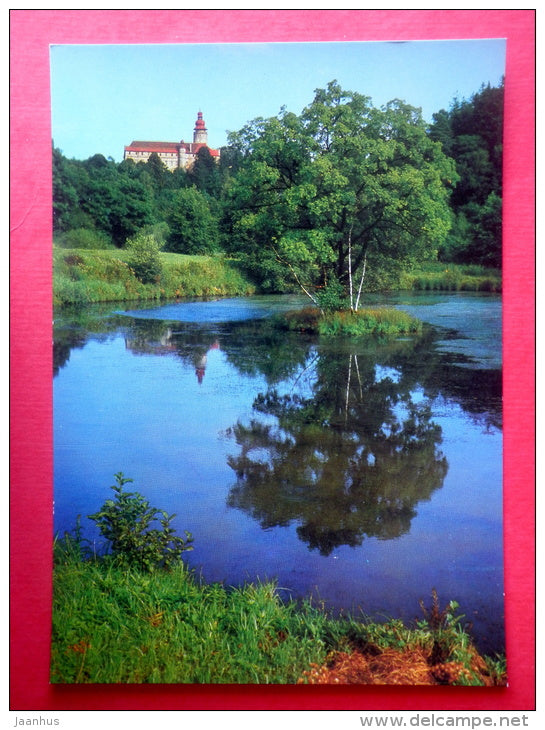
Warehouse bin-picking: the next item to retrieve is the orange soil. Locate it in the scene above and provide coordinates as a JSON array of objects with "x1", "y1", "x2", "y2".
[{"x1": 298, "y1": 645, "x2": 505, "y2": 686}]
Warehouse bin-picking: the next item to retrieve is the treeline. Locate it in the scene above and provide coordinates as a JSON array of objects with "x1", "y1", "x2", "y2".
[
  {"x1": 53, "y1": 79, "x2": 503, "y2": 296},
  {"x1": 429, "y1": 81, "x2": 503, "y2": 266},
  {"x1": 53, "y1": 144, "x2": 227, "y2": 253}
]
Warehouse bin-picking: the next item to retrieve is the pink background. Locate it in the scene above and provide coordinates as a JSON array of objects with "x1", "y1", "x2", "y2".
[{"x1": 10, "y1": 10, "x2": 535, "y2": 711}]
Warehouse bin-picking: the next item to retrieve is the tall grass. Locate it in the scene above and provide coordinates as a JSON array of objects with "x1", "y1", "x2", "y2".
[
  {"x1": 281, "y1": 307, "x2": 423, "y2": 337},
  {"x1": 53, "y1": 248, "x2": 255, "y2": 305},
  {"x1": 51, "y1": 553, "x2": 332, "y2": 684},
  {"x1": 53, "y1": 248, "x2": 501, "y2": 306}
]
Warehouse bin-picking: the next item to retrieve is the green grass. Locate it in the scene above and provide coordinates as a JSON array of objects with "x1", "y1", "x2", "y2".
[
  {"x1": 280, "y1": 307, "x2": 423, "y2": 337},
  {"x1": 53, "y1": 247, "x2": 255, "y2": 305},
  {"x1": 51, "y1": 537, "x2": 505, "y2": 685},
  {"x1": 51, "y1": 552, "x2": 332, "y2": 684},
  {"x1": 53, "y1": 247, "x2": 501, "y2": 306}
]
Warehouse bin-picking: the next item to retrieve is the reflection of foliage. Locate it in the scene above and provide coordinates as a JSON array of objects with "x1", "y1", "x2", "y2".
[
  {"x1": 53, "y1": 329, "x2": 87, "y2": 376},
  {"x1": 53, "y1": 302, "x2": 502, "y2": 431},
  {"x1": 226, "y1": 348, "x2": 448, "y2": 555},
  {"x1": 53, "y1": 303, "x2": 125, "y2": 375},
  {"x1": 221, "y1": 320, "x2": 314, "y2": 385}
]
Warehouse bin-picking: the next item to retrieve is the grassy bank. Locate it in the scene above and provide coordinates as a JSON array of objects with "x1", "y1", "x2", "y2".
[
  {"x1": 53, "y1": 249, "x2": 501, "y2": 307},
  {"x1": 279, "y1": 307, "x2": 423, "y2": 337},
  {"x1": 51, "y1": 543, "x2": 505, "y2": 685},
  {"x1": 399, "y1": 262, "x2": 502, "y2": 293},
  {"x1": 53, "y1": 247, "x2": 255, "y2": 306}
]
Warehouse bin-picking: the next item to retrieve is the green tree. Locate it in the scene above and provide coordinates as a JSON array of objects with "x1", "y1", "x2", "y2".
[
  {"x1": 144, "y1": 152, "x2": 170, "y2": 191},
  {"x1": 225, "y1": 81, "x2": 457, "y2": 306},
  {"x1": 53, "y1": 148, "x2": 156, "y2": 247},
  {"x1": 53, "y1": 148, "x2": 98, "y2": 234},
  {"x1": 53, "y1": 147, "x2": 79, "y2": 233},
  {"x1": 189, "y1": 146, "x2": 221, "y2": 197},
  {"x1": 83, "y1": 170, "x2": 154, "y2": 246},
  {"x1": 166, "y1": 186, "x2": 220, "y2": 254}
]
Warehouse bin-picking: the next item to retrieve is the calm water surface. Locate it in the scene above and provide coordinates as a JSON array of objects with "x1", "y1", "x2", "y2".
[{"x1": 53, "y1": 292, "x2": 503, "y2": 654}]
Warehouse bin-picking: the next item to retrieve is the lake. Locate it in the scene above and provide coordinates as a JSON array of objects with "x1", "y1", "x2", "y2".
[{"x1": 53, "y1": 291, "x2": 503, "y2": 655}]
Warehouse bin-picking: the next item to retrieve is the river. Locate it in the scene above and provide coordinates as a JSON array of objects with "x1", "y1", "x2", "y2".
[{"x1": 53, "y1": 291, "x2": 503, "y2": 655}]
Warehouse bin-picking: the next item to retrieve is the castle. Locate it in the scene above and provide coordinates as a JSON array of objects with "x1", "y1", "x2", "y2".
[{"x1": 124, "y1": 111, "x2": 220, "y2": 171}]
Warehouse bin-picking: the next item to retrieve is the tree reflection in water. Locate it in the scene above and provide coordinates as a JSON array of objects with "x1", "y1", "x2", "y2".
[
  {"x1": 226, "y1": 344, "x2": 448, "y2": 555},
  {"x1": 54, "y1": 305, "x2": 502, "y2": 558}
]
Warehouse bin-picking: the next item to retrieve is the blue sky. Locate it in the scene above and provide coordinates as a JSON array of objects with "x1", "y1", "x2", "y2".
[{"x1": 50, "y1": 39, "x2": 506, "y2": 162}]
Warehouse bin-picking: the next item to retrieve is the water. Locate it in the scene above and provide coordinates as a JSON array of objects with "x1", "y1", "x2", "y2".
[{"x1": 53, "y1": 292, "x2": 503, "y2": 655}]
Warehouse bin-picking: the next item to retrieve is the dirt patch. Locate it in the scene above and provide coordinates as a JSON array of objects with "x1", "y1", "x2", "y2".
[{"x1": 298, "y1": 645, "x2": 504, "y2": 685}]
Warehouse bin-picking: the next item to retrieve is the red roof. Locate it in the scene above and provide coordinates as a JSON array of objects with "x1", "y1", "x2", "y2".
[
  {"x1": 125, "y1": 142, "x2": 180, "y2": 154},
  {"x1": 127, "y1": 141, "x2": 179, "y2": 149},
  {"x1": 125, "y1": 140, "x2": 219, "y2": 156}
]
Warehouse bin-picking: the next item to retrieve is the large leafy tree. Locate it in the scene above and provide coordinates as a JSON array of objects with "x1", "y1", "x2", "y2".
[
  {"x1": 166, "y1": 186, "x2": 220, "y2": 254},
  {"x1": 225, "y1": 81, "x2": 457, "y2": 306}
]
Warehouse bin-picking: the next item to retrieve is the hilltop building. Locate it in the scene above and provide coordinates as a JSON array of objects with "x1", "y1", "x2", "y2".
[{"x1": 124, "y1": 111, "x2": 220, "y2": 171}]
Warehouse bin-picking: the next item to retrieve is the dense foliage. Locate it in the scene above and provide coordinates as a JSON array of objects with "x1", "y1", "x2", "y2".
[
  {"x1": 429, "y1": 80, "x2": 504, "y2": 266},
  {"x1": 53, "y1": 78, "x2": 503, "y2": 303},
  {"x1": 224, "y1": 82, "x2": 457, "y2": 304}
]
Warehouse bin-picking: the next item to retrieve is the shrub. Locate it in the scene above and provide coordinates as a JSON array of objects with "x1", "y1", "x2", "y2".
[
  {"x1": 88, "y1": 473, "x2": 193, "y2": 571},
  {"x1": 125, "y1": 232, "x2": 163, "y2": 284},
  {"x1": 315, "y1": 279, "x2": 348, "y2": 313}
]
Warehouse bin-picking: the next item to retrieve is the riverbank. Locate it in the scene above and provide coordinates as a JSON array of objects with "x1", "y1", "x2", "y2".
[
  {"x1": 399, "y1": 262, "x2": 501, "y2": 293},
  {"x1": 53, "y1": 247, "x2": 256, "y2": 306},
  {"x1": 51, "y1": 540, "x2": 506, "y2": 685},
  {"x1": 53, "y1": 248, "x2": 501, "y2": 306}
]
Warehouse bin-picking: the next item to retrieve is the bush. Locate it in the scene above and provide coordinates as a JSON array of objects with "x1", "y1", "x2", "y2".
[
  {"x1": 88, "y1": 473, "x2": 193, "y2": 571},
  {"x1": 315, "y1": 279, "x2": 348, "y2": 312},
  {"x1": 125, "y1": 232, "x2": 163, "y2": 284}
]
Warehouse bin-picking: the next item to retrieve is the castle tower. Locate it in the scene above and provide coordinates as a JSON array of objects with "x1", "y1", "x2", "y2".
[{"x1": 193, "y1": 111, "x2": 208, "y2": 145}]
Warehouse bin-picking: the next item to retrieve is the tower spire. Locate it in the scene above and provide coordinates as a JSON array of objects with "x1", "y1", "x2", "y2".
[{"x1": 193, "y1": 110, "x2": 208, "y2": 145}]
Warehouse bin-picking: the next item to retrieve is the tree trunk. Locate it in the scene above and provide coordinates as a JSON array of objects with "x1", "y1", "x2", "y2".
[
  {"x1": 347, "y1": 225, "x2": 354, "y2": 311},
  {"x1": 354, "y1": 252, "x2": 367, "y2": 312}
]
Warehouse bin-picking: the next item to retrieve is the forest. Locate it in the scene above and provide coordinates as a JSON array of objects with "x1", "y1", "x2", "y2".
[{"x1": 53, "y1": 80, "x2": 503, "y2": 303}]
